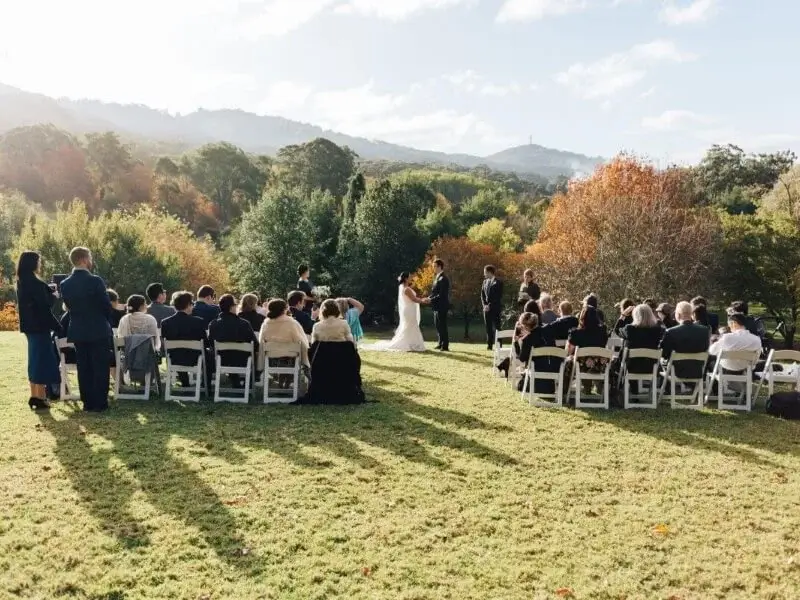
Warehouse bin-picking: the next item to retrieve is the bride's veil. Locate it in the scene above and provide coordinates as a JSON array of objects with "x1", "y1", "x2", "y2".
[{"x1": 397, "y1": 284, "x2": 421, "y2": 327}]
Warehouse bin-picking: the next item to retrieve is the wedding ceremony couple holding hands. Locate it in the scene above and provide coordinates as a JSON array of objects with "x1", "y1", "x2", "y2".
[{"x1": 362, "y1": 259, "x2": 451, "y2": 353}]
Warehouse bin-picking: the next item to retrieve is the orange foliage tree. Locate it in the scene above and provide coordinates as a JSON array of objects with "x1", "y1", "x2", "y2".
[
  {"x1": 412, "y1": 237, "x2": 535, "y2": 339},
  {"x1": 531, "y1": 155, "x2": 723, "y2": 305}
]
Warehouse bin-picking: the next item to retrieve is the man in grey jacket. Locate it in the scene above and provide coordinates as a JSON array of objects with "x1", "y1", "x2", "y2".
[{"x1": 146, "y1": 282, "x2": 176, "y2": 326}]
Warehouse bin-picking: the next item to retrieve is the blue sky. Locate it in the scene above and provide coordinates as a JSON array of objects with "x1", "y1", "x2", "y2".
[{"x1": 0, "y1": 0, "x2": 797, "y2": 162}]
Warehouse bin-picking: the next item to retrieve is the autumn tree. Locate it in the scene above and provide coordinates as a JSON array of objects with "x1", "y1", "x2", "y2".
[
  {"x1": 532, "y1": 155, "x2": 723, "y2": 305},
  {"x1": 467, "y1": 218, "x2": 522, "y2": 251},
  {"x1": 275, "y1": 138, "x2": 357, "y2": 199}
]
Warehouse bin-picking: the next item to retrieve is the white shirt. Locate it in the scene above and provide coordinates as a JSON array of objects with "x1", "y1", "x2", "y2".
[
  {"x1": 117, "y1": 311, "x2": 160, "y2": 350},
  {"x1": 708, "y1": 329, "x2": 761, "y2": 372}
]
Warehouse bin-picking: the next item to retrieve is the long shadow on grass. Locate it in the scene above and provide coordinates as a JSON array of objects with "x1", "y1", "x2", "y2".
[
  {"x1": 38, "y1": 408, "x2": 254, "y2": 568},
  {"x1": 38, "y1": 382, "x2": 517, "y2": 565},
  {"x1": 583, "y1": 409, "x2": 800, "y2": 468}
]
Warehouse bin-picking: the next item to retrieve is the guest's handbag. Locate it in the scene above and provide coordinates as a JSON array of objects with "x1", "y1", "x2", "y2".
[{"x1": 766, "y1": 391, "x2": 800, "y2": 420}]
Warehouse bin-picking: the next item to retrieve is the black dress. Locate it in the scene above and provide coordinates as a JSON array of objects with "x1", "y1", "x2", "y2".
[
  {"x1": 518, "y1": 282, "x2": 541, "y2": 309},
  {"x1": 620, "y1": 325, "x2": 664, "y2": 373},
  {"x1": 515, "y1": 327, "x2": 559, "y2": 393}
]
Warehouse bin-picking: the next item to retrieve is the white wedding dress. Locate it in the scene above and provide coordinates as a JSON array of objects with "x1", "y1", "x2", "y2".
[{"x1": 362, "y1": 284, "x2": 427, "y2": 352}]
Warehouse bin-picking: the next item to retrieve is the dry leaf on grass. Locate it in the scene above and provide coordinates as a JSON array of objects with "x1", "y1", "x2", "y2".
[
  {"x1": 651, "y1": 523, "x2": 670, "y2": 537},
  {"x1": 78, "y1": 425, "x2": 87, "y2": 436},
  {"x1": 223, "y1": 497, "x2": 247, "y2": 507},
  {"x1": 555, "y1": 587, "x2": 575, "y2": 598},
  {"x1": 361, "y1": 566, "x2": 371, "y2": 577},
  {"x1": 232, "y1": 547, "x2": 250, "y2": 557}
]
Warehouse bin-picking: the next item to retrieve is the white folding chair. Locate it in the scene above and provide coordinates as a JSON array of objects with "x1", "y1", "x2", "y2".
[
  {"x1": 705, "y1": 349, "x2": 760, "y2": 411},
  {"x1": 56, "y1": 338, "x2": 80, "y2": 401},
  {"x1": 620, "y1": 348, "x2": 661, "y2": 409},
  {"x1": 755, "y1": 349, "x2": 800, "y2": 400},
  {"x1": 114, "y1": 336, "x2": 152, "y2": 400},
  {"x1": 213, "y1": 342, "x2": 253, "y2": 404},
  {"x1": 263, "y1": 342, "x2": 302, "y2": 404},
  {"x1": 521, "y1": 346, "x2": 568, "y2": 408},
  {"x1": 606, "y1": 336, "x2": 624, "y2": 360},
  {"x1": 492, "y1": 330, "x2": 515, "y2": 377},
  {"x1": 554, "y1": 339, "x2": 567, "y2": 348},
  {"x1": 163, "y1": 340, "x2": 205, "y2": 403},
  {"x1": 659, "y1": 352, "x2": 708, "y2": 409},
  {"x1": 569, "y1": 347, "x2": 613, "y2": 409}
]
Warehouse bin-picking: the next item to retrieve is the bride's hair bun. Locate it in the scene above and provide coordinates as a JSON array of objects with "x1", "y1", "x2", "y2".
[{"x1": 398, "y1": 272, "x2": 409, "y2": 283}]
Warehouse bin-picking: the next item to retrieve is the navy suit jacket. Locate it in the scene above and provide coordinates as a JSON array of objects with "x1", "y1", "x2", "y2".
[
  {"x1": 60, "y1": 269, "x2": 112, "y2": 343},
  {"x1": 192, "y1": 301, "x2": 221, "y2": 327}
]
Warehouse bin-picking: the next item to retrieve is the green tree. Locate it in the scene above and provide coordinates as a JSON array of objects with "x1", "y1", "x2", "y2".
[
  {"x1": 466, "y1": 218, "x2": 522, "y2": 252},
  {"x1": 349, "y1": 181, "x2": 432, "y2": 317},
  {"x1": 275, "y1": 138, "x2": 357, "y2": 198},
  {"x1": 305, "y1": 189, "x2": 342, "y2": 286},
  {"x1": 343, "y1": 172, "x2": 366, "y2": 220},
  {"x1": 0, "y1": 190, "x2": 38, "y2": 280},
  {"x1": 183, "y1": 142, "x2": 266, "y2": 225},
  {"x1": 229, "y1": 187, "x2": 310, "y2": 298},
  {"x1": 458, "y1": 189, "x2": 512, "y2": 229},
  {"x1": 760, "y1": 164, "x2": 800, "y2": 220},
  {"x1": 720, "y1": 213, "x2": 800, "y2": 347}
]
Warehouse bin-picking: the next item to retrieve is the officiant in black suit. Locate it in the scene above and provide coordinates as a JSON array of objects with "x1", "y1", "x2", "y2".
[
  {"x1": 428, "y1": 259, "x2": 451, "y2": 351},
  {"x1": 481, "y1": 265, "x2": 504, "y2": 350}
]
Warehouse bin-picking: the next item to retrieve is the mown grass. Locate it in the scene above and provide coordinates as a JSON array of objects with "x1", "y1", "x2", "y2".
[{"x1": 1, "y1": 331, "x2": 799, "y2": 600}]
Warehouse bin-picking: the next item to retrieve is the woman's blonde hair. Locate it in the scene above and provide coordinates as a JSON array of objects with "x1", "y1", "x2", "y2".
[
  {"x1": 632, "y1": 303, "x2": 658, "y2": 328},
  {"x1": 320, "y1": 299, "x2": 340, "y2": 319},
  {"x1": 335, "y1": 297, "x2": 349, "y2": 318},
  {"x1": 518, "y1": 311, "x2": 539, "y2": 331},
  {"x1": 239, "y1": 293, "x2": 258, "y2": 314}
]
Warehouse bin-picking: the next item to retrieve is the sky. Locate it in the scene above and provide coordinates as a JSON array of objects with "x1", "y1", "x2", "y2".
[{"x1": 0, "y1": 0, "x2": 798, "y2": 163}]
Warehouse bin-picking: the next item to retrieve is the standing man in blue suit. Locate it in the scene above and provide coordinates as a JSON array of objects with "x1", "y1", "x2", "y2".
[{"x1": 60, "y1": 247, "x2": 112, "y2": 412}]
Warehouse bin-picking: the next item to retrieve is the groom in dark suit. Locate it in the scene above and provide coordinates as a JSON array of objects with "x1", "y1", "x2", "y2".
[
  {"x1": 481, "y1": 264, "x2": 504, "y2": 350},
  {"x1": 428, "y1": 259, "x2": 451, "y2": 351}
]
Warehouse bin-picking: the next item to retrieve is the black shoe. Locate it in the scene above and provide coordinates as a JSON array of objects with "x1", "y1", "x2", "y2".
[
  {"x1": 487, "y1": 346, "x2": 493, "y2": 351},
  {"x1": 28, "y1": 397, "x2": 50, "y2": 411},
  {"x1": 439, "y1": 347, "x2": 449, "y2": 352},
  {"x1": 434, "y1": 345, "x2": 442, "y2": 350}
]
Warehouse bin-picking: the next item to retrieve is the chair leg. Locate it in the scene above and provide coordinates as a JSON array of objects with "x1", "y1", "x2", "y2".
[{"x1": 623, "y1": 378, "x2": 629, "y2": 409}]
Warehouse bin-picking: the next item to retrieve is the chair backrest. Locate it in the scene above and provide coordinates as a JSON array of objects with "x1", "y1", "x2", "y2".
[
  {"x1": 163, "y1": 340, "x2": 205, "y2": 352},
  {"x1": 575, "y1": 346, "x2": 613, "y2": 360},
  {"x1": 265, "y1": 342, "x2": 301, "y2": 358},
  {"x1": 627, "y1": 348, "x2": 662, "y2": 361},
  {"x1": 670, "y1": 352, "x2": 708, "y2": 363},
  {"x1": 554, "y1": 339, "x2": 567, "y2": 348},
  {"x1": 495, "y1": 329, "x2": 515, "y2": 342},
  {"x1": 214, "y1": 342, "x2": 253, "y2": 356},
  {"x1": 718, "y1": 349, "x2": 760, "y2": 365},
  {"x1": 532, "y1": 346, "x2": 568, "y2": 359},
  {"x1": 770, "y1": 349, "x2": 800, "y2": 364},
  {"x1": 606, "y1": 336, "x2": 623, "y2": 350}
]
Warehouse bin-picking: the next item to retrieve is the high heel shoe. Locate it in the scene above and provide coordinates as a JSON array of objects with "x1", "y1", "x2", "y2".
[{"x1": 28, "y1": 397, "x2": 50, "y2": 411}]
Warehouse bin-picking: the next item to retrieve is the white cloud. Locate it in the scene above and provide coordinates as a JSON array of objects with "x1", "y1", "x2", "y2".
[
  {"x1": 639, "y1": 86, "x2": 656, "y2": 99},
  {"x1": 479, "y1": 82, "x2": 523, "y2": 96},
  {"x1": 334, "y1": 0, "x2": 475, "y2": 20},
  {"x1": 659, "y1": 0, "x2": 718, "y2": 25},
  {"x1": 556, "y1": 39, "x2": 696, "y2": 99},
  {"x1": 240, "y1": 0, "x2": 337, "y2": 39},
  {"x1": 496, "y1": 0, "x2": 588, "y2": 22},
  {"x1": 443, "y1": 70, "x2": 482, "y2": 92},
  {"x1": 443, "y1": 71, "x2": 526, "y2": 96},
  {"x1": 641, "y1": 109, "x2": 714, "y2": 131},
  {"x1": 259, "y1": 81, "x2": 315, "y2": 114}
]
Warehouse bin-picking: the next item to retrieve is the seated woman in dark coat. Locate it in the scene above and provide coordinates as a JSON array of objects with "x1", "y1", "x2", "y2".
[
  {"x1": 512, "y1": 312, "x2": 558, "y2": 393},
  {"x1": 299, "y1": 341, "x2": 365, "y2": 405},
  {"x1": 566, "y1": 306, "x2": 609, "y2": 392},
  {"x1": 620, "y1": 303, "x2": 664, "y2": 374}
]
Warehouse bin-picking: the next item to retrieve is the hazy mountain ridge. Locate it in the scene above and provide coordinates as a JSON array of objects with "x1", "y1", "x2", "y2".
[{"x1": 0, "y1": 83, "x2": 604, "y2": 178}]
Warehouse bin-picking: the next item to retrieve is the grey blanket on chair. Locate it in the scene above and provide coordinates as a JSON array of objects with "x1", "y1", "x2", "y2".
[{"x1": 123, "y1": 335, "x2": 156, "y2": 385}]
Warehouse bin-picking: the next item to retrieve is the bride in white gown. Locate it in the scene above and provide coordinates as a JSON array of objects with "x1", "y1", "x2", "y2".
[{"x1": 362, "y1": 272, "x2": 427, "y2": 352}]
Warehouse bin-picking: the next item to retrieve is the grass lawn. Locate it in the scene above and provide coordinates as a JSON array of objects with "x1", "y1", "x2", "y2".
[{"x1": 1, "y1": 331, "x2": 799, "y2": 600}]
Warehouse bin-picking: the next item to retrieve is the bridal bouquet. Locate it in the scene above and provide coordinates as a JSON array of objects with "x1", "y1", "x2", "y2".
[{"x1": 311, "y1": 286, "x2": 331, "y2": 300}]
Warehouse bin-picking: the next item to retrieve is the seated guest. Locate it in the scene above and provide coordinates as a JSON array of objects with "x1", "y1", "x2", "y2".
[
  {"x1": 612, "y1": 298, "x2": 635, "y2": 336},
  {"x1": 583, "y1": 293, "x2": 606, "y2": 327},
  {"x1": 288, "y1": 291, "x2": 315, "y2": 335},
  {"x1": 336, "y1": 297, "x2": 365, "y2": 343},
  {"x1": 161, "y1": 291, "x2": 210, "y2": 387},
  {"x1": 301, "y1": 339, "x2": 364, "y2": 405},
  {"x1": 146, "y1": 282, "x2": 176, "y2": 326},
  {"x1": 729, "y1": 300, "x2": 759, "y2": 337},
  {"x1": 692, "y1": 303, "x2": 714, "y2": 339},
  {"x1": 708, "y1": 312, "x2": 762, "y2": 373},
  {"x1": 118, "y1": 295, "x2": 160, "y2": 349},
  {"x1": 656, "y1": 303, "x2": 679, "y2": 329},
  {"x1": 107, "y1": 289, "x2": 126, "y2": 329},
  {"x1": 209, "y1": 294, "x2": 257, "y2": 387},
  {"x1": 498, "y1": 313, "x2": 557, "y2": 391},
  {"x1": 539, "y1": 293, "x2": 558, "y2": 325},
  {"x1": 312, "y1": 299, "x2": 354, "y2": 344},
  {"x1": 545, "y1": 301, "x2": 579, "y2": 342},
  {"x1": 238, "y1": 293, "x2": 265, "y2": 333},
  {"x1": 692, "y1": 296, "x2": 719, "y2": 334},
  {"x1": 660, "y1": 301, "x2": 710, "y2": 379},
  {"x1": 620, "y1": 304, "x2": 664, "y2": 374},
  {"x1": 259, "y1": 299, "x2": 310, "y2": 367},
  {"x1": 523, "y1": 298, "x2": 542, "y2": 320},
  {"x1": 643, "y1": 297, "x2": 658, "y2": 313},
  {"x1": 566, "y1": 306, "x2": 610, "y2": 392},
  {"x1": 192, "y1": 285, "x2": 220, "y2": 327}
]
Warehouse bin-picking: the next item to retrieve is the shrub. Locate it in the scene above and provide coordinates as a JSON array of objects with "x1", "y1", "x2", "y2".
[{"x1": 0, "y1": 302, "x2": 18, "y2": 332}]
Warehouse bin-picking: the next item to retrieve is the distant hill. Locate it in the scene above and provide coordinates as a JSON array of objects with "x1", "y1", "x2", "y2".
[{"x1": 0, "y1": 83, "x2": 604, "y2": 178}]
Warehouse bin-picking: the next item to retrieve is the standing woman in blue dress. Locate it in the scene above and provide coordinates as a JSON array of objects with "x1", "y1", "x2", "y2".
[{"x1": 16, "y1": 251, "x2": 62, "y2": 410}]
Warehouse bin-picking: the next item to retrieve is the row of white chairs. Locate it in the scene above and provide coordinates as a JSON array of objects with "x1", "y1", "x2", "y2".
[
  {"x1": 56, "y1": 338, "x2": 305, "y2": 404},
  {"x1": 491, "y1": 330, "x2": 800, "y2": 411}
]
